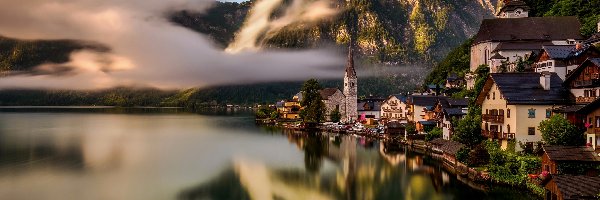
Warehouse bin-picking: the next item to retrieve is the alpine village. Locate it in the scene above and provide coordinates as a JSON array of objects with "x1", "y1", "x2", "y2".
[{"x1": 256, "y1": 1, "x2": 600, "y2": 199}]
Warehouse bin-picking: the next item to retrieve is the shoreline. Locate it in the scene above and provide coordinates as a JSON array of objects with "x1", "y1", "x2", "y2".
[{"x1": 275, "y1": 124, "x2": 544, "y2": 199}]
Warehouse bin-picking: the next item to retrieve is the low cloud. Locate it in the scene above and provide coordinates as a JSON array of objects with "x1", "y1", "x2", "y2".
[{"x1": 0, "y1": 0, "x2": 343, "y2": 90}]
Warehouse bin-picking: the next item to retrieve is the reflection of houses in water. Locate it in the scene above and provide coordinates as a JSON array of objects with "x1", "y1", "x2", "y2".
[{"x1": 181, "y1": 132, "x2": 478, "y2": 200}]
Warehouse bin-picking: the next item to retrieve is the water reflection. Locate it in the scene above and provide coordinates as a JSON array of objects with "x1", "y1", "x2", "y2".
[
  {"x1": 178, "y1": 130, "x2": 523, "y2": 200},
  {"x1": 0, "y1": 109, "x2": 537, "y2": 200}
]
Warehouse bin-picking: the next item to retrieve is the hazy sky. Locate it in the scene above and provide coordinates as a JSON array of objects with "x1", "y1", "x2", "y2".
[{"x1": 0, "y1": 0, "x2": 342, "y2": 90}]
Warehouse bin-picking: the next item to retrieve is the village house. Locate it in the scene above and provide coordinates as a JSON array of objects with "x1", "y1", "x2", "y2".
[
  {"x1": 541, "y1": 145, "x2": 600, "y2": 176},
  {"x1": 532, "y1": 45, "x2": 600, "y2": 80},
  {"x1": 576, "y1": 98, "x2": 600, "y2": 151},
  {"x1": 380, "y1": 95, "x2": 409, "y2": 123},
  {"x1": 563, "y1": 58, "x2": 600, "y2": 104},
  {"x1": 432, "y1": 98, "x2": 469, "y2": 140},
  {"x1": 467, "y1": 0, "x2": 585, "y2": 89},
  {"x1": 445, "y1": 73, "x2": 464, "y2": 89},
  {"x1": 542, "y1": 175, "x2": 600, "y2": 200},
  {"x1": 276, "y1": 97, "x2": 301, "y2": 120},
  {"x1": 408, "y1": 95, "x2": 445, "y2": 133},
  {"x1": 357, "y1": 95, "x2": 383, "y2": 124},
  {"x1": 476, "y1": 72, "x2": 571, "y2": 150}
]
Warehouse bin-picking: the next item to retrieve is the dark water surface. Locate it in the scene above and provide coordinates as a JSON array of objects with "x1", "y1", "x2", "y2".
[{"x1": 0, "y1": 108, "x2": 538, "y2": 200}]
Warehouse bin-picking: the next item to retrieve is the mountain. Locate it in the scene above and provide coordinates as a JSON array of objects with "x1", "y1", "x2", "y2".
[
  {"x1": 0, "y1": 0, "x2": 500, "y2": 106},
  {"x1": 171, "y1": 0, "x2": 498, "y2": 64}
]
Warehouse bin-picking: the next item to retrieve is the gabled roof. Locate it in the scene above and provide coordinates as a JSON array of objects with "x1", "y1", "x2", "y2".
[
  {"x1": 476, "y1": 73, "x2": 571, "y2": 105},
  {"x1": 473, "y1": 17, "x2": 584, "y2": 45},
  {"x1": 564, "y1": 58, "x2": 600, "y2": 85},
  {"x1": 493, "y1": 42, "x2": 551, "y2": 52},
  {"x1": 490, "y1": 52, "x2": 506, "y2": 60},
  {"x1": 357, "y1": 101, "x2": 382, "y2": 111},
  {"x1": 430, "y1": 138, "x2": 466, "y2": 155},
  {"x1": 545, "y1": 175, "x2": 600, "y2": 200},
  {"x1": 319, "y1": 88, "x2": 342, "y2": 100},
  {"x1": 577, "y1": 97, "x2": 600, "y2": 115},
  {"x1": 543, "y1": 145, "x2": 600, "y2": 162},
  {"x1": 446, "y1": 98, "x2": 469, "y2": 107},
  {"x1": 543, "y1": 45, "x2": 576, "y2": 59},
  {"x1": 409, "y1": 95, "x2": 446, "y2": 106},
  {"x1": 585, "y1": 32, "x2": 600, "y2": 44}
]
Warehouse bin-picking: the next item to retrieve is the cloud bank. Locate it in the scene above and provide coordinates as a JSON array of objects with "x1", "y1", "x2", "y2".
[{"x1": 0, "y1": 0, "x2": 343, "y2": 89}]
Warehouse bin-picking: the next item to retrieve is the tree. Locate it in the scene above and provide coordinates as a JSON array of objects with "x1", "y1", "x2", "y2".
[
  {"x1": 539, "y1": 115, "x2": 585, "y2": 146},
  {"x1": 425, "y1": 127, "x2": 442, "y2": 141},
  {"x1": 452, "y1": 106, "x2": 485, "y2": 147},
  {"x1": 300, "y1": 79, "x2": 326, "y2": 123},
  {"x1": 514, "y1": 57, "x2": 526, "y2": 72},
  {"x1": 330, "y1": 107, "x2": 341, "y2": 123}
]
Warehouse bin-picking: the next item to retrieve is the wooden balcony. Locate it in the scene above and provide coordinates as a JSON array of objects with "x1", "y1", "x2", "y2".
[
  {"x1": 573, "y1": 79, "x2": 600, "y2": 88},
  {"x1": 482, "y1": 114, "x2": 504, "y2": 123},
  {"x1": 482, "y1": 131, "x2": 515, "y2": 140},
  {"x1": 576, "y1": 96, "x2": 598, "y2": 104}
]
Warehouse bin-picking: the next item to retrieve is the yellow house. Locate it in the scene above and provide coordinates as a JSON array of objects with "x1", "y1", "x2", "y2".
[
  {"x1": 476, "y1": 72, "x2": 571, "y2": 150},
  {"x1": 276, "y1": 93, "x2": 302, "y2": 120}
]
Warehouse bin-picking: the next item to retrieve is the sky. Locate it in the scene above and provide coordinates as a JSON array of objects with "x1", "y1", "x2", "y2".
[{"x1": 0, "y1": 0, "x2": 342, "y2": 90}]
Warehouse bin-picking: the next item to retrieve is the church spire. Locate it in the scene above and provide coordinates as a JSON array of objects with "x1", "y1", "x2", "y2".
[{"x1": 345, "y1": 43, "x2": 356, "y2": 78}]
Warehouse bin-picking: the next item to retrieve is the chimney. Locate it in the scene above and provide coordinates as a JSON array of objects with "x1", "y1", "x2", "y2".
[{"x1": 540, "y1": 72, "x2": 552, "y2": 90}]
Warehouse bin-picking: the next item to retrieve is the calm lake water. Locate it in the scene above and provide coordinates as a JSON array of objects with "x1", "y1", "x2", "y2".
[{"x1": 0, "y1": 108, "x2": 538, "y2": 200}]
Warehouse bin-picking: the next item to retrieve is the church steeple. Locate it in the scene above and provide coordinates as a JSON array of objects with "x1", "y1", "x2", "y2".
[
  {"x1": 345, "y1": 45, "x2": 357, "y2": 78},
  {"x1": 343, "y1": 42, "x2": 358, "y2": 123}
]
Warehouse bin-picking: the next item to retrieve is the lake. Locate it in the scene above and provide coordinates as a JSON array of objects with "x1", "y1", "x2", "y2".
[{"x1": 0, "y1": 108, "x2": 538, "y2": 200}]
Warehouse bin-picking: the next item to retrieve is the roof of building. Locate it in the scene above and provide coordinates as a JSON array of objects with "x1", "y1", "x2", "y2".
[
  {"x1": 577, "y1": 97, "x2": 600, "y2": 115},
  {"x1": 392, "y1": 94, "x2": 408, "y2": 102},
  {"x1": 445, "y1": 108, "x2": 467, "y2": 116},
  {"x1": 473, "y1": 17, "x2": 584, "y2": 45},
  {"x1": 446, "y1": 98, "x2": 469, "y2": 107},
  {"x1": 585, "y1": 32, "x2": 600, "y2": 44},
  {"x1": 553, "y1": 104, "x2": 586, "y2": 113},
  {"x1": 319, "y1": 88, "x2": 342, "y2": 100},
  {"x1": 543, "y1": 45, "x2": 576, "y2": 59},
  {"x1": 357, "y1": 101, "x2": 382, "y2": 111},
  {"x1": 476, "y1": 73, "x2": 571, "y2": 105},
  {"x1": 545, "y1": 175, "x2": 600, "y2": 199},
  {"x1": 543, "y1": 145, "x2": 600, "y2": 162},
  {"x1": 430, "y1": 138, "x2": 466, "y2": 155},
  {"x1": 493, "y1": 42, "x2": 553, "y2": 52},
  {"x1": 564, "y1": 58, "x2": 600, "y2": 85},
  {"x1": 490, "y1": 52, "x2": 507, "y2": 60},
  {"x1": 410, "y1": 95, "x2": 445, "y2": 106}
]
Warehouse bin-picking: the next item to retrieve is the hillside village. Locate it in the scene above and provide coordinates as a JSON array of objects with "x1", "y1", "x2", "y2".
[{"x1": 263, "y1": 0, "x2": 600, "y2": 199}]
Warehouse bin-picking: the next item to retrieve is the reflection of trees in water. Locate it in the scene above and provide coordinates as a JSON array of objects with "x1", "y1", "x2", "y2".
[
  {"x1": 178, "y1": 167, "x2": 252, "y2": 200},
  {"x1": 303, "y1": 131, "x2": 327, "y2": 174},
  {"x1": 178, "y1": 132, "x2": 533, "y2": 200},
  {"x1": 0, "y1": 137, "x2": 85, "y2": 170}
]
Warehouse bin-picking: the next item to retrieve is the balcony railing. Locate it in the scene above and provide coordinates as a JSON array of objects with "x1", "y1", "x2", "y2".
[
  {"x1": 576, "y1": 96, "x2": 598, "y2": 104},
  {"x1": 574, "y1": 79, "x2": 600, "y2": 88},
  {"x1": 482, "y1": 131, "x2": 515, "y2": 140},
  {"x1": 482, "y1": 114, "x2": 504, "y2": 123}
]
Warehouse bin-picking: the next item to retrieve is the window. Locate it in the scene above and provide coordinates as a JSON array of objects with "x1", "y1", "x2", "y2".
[
  {"x1": 528, "y1": 109, "x2": 536, "y2": 118},
  {"x1": 548, "y1": 62, "x2": 553, "y2": 67},
  {"x1": 493, "y1": 92, "x2": 496, "y2": 100},
  {"x1": 499, "y1": 109, "x2": 504, "y2": 116},
  {"x1": 546, "y1": 109, "x2": 551, "y2": 118},
  {"x1": 528, "y1": 127, "x2": 535, "y2": 135},
  {"x1": 487, "y1": 94, "x2": 490, "y2": 99},
  {"x1": 507, "y1": 109, "x2": 511, "y2": 118},
  {"x1": 507, "y1": 124, "x2": 511, "y2": 133},
  {"x1": 596, "y1": 117, "x2": 600, "y2": 128}
]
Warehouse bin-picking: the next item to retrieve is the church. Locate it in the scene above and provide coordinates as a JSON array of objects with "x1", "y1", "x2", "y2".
[{"x1": 320, "y1": 46, "x2": 358, "y2": 123}]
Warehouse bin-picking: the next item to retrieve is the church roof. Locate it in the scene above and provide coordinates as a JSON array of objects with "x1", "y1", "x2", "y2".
[
  {"x1": 319, "y1": 88, "x2": 342, "y2": 100},
  {"x1": 473, "y1": 17, "x2": 584, "y2": 45},
  {"x1": 345, "y1": 46, "x2": 357, "y2": 78}
]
